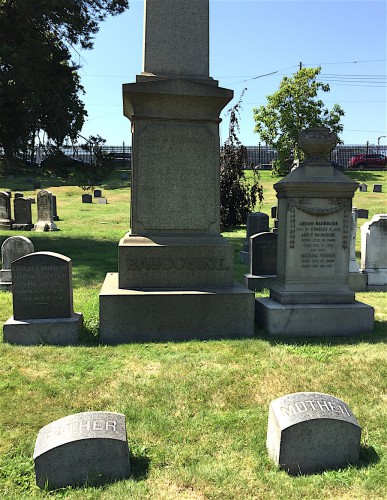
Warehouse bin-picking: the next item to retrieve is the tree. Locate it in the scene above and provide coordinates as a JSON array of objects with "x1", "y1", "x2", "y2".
[
  {"x1": 0, "y1": 0, "x2": 129, "y2": 174},
  {"x1": 253, "y1": 67, "x2": 345, "y2": 175},
  {"x1": 220, "y1": 91, "x2": 263, "y2": 229}
]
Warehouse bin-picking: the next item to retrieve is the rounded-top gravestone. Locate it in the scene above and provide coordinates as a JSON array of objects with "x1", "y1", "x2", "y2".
[{"x1": 0, "y1": 236, "x2": 34, "y2": 288}]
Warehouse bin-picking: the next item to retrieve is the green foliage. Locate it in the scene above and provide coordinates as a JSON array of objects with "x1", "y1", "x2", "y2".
[
  {"x1": 253, "y1": 67, "x2": 345, "y2": 176},
  {"x1": 220, "y1": 91, "x2": 264, "y2": 228},
  {"x1": 0, "y1": 0, "x2": 129, "y2": 174}
]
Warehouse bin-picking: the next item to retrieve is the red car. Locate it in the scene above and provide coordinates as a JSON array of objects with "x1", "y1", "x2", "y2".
[{"x1": 348, "y1": 154, "x2": 387, "y2": 169}]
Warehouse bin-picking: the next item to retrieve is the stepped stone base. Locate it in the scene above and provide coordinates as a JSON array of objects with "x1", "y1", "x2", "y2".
[
  {"x1": 255, "y1": 298, "x2": 374, "y2": 336},
  {"x1": 99, "y1": 273, "x2": 254, "y2": 344},
  {"x1": 3, "y1": 313, "x2": 83, "y2": 345},
  {"x1": 244, "y1": 273, "x2": 276, "y2": 292}
]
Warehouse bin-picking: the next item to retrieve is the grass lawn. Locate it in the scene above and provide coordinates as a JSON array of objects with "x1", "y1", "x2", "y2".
[{"x1": 0, "y1": 169, "x2": 386, "y2": 499}]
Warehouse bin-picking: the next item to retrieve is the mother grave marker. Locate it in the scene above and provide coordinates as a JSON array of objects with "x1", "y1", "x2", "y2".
[
  {"x1": 34, "y1": 411, "x2": 130, "y2": 490},
  {"x1": 267, "y1": 392, "x2": 361, "y2": 475}
]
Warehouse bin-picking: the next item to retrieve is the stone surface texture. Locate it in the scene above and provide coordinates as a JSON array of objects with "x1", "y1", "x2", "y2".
[
  {"x1": 34, "y1": 411, "x2": 130, "y2": 490},
  {"x1": 361, "y1": 214, "x2": 387, "y2": 290},
  {"x1": 256, "y1": 127, "x2": 374, "y2": 335},
  {"x1": 267, "y1": 392, "x2": 361, "y2": 475},
  {"x1": 100, "y1": 0, "x2": 254, "y2": 342}
]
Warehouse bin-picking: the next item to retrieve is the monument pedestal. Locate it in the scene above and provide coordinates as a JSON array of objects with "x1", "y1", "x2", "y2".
[
  {"x1": 3, "y1": 313, "x2": 83, "y2": 346},
  {"x1": 256, "y1": 298, "x2": 374, "y2": 336},
  {"x1": 100, "y1": 273, "x2": 253, "y2": 343}
]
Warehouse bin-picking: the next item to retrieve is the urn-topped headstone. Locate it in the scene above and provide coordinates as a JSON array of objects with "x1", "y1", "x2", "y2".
[
  {"x1": 0, "y1": 236, "x2": 34, "y2": 290},
  {"x1": 3, "y1": 251, "x2": 82, "y2": 345},
  {"x1": 255, "y1": 127, "x2": 374, "y2": 335},
  {"x1": 34, "y1": 411, "x2": 130, "y2": 490},
  {"x1": 267, "y1": 392, "x2": 361, "y2": 475},
  {"x1": 99, "y1": 0, "x2": 254, "y2": 343}
]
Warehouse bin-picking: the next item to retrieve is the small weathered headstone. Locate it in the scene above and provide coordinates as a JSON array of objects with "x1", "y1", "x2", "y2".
[
  {"x1": 34, "y1": 190, "x2": 58, "y2": 231},
  {"x1": 82, "y1": 193, "x2": 92, "y2": 203},
  {"x1": 97, "y1": 197, "x2": 108, "y2": 204},
  {"x1": 13, "y1": 198, "x2": 33, "y2": 230},
  {"x1": 373, "y1": 184, "x2": 382, "y2": 193},
  {"x1": 361, "y1": 214, "x2": 387, "y2": 290},
  {"x1": 0, "y1": 236, "x2": 34, "y2": 290},
  {"x1": 93, "y1": 189, "x2": 102, "y2": 198},
  {"x1": 240, "y1": 212, "x2": 270, "y2": 264},
  {"x1": 52, "y1": 195, "x2": 60, "y2": 221},
  {"x1": 245, "y1": 232, "x2": 277, "y2": 291},
  {"x1": 357, "y1": 208, "x2": 369, "y2": 219},
  {"x1": 0, "y1": 191, "x2": 14, "y2": 230},
  {"x1": 3, "y1": 252, "x2": 82, "y2": 345},
  {"x1": 358, "y1": 183, "x2": 367, "y2": 192},
  {"x1": 267, "y1": 392, "x2": 361, "y2": 475},
  {"x1": 34, "y1": 411, "x2": 130, "y2": 490}
]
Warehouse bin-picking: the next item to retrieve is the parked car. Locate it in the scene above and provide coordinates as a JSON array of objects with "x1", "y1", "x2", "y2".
[{"x1": 348, "y1": 154, "x2": 387, "y2": 169}]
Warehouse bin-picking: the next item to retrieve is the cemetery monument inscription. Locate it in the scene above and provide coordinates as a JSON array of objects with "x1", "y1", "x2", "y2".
[{"x1": 99, "y1": 0, "x2": 254, "y2": 342}]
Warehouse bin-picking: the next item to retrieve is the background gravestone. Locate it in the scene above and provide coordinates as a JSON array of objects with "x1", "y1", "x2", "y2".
[
  {"x1": 97, "y1": 197, "x2": 108, "y2": 204},
  {"x1": 35, "y1": 190, "x2": 58, "y2": 232},
  {"x1": 93, "y1": 189, "x2": 102, "y2": 198},
  {"x1": 3, "y1": 252, "x2": 82, "y2": 345},
  {"x1": 240, "y1": 212, "x2": 270, "y2": 264},
  {"x1": 12, "y1": 197, "x2": 33, "y2": 230},
  {"x1": 348, "y1": 208, "x2": 367, "y2": 292},
  {"x1": 0, "y1": 236, "x2": 34, "y2": 291},
  {"x1": 361, "y1": 214, "x2": 387, "y2": 290},
  {"x1": 245, "y1": 232, "x2": 277, "y2": 291},
  {"x1": 82, "y1": 193, "x2": 93, "y2": 203},
  {"x1": 0, "y1": 191, "x2": 13, "y2": 230},
  {"x1": 52, "y1": 195, "x2": 60, "y2": 221},
  {"x1": 358, "y1": 183, "x2": 367, "y2": 192},
  {"x1": 34, "y1": 411, "x2": 130, "y2": 490},
  {"x1": 357, "y1": 208, "x2": 369, "y2": 219},
  {"x1": 372, "y1": 184, "x2": 382, "y2": 193},
  {"x1": 267, "y1": 392, "x2": 361, "y2": 475}
]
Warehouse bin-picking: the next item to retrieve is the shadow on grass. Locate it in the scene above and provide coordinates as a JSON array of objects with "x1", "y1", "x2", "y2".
[
  {"x1": 254, "y1": 321, "x2": 387, "y2": 346},
  {"x1": 129, "y1": 452, "x2": 151, "y2": 481},
  {"x1": 345, "y1": 170, "x2": 386, "y2": 182},
  {"x1": 358, "y1": 444, "x2": 380, "y2": 468}
]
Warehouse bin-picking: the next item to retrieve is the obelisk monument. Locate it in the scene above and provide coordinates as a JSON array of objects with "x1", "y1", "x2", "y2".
[{"x1": 99, "y1": 0, "x2": 255, "y2": 342}]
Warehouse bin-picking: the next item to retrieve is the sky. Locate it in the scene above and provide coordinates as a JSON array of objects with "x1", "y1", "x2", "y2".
[{"x1": 75, "y1": 0, "x2": 387, "y2": 149}]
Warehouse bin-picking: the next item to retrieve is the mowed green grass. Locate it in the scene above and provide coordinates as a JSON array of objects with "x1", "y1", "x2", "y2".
[{"x1": 0, "y1": 169, "x2": 386, "y2": 499}]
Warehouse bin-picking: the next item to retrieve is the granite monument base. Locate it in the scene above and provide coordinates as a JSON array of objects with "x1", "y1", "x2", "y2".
[
  {"x1": 99, "y1": 273, "x2": 254, "y2": 343},
  {"x1": 255, "y1": 298, "x2": 374, "y2": 336},
  {"x1": 348, "y1": 272, "x2": 367, "y2": 292},
  {"x1": 3, "y1": 313, "x2": 83, "y2": 345},
  {"x1": 244, "y1": 273, "x2": 277, "y2": 292}
]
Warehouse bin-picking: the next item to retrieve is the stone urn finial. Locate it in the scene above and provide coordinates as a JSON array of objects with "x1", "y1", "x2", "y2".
[{"x1": 298, "y1": 126, "x2": 337, "y2": 165}]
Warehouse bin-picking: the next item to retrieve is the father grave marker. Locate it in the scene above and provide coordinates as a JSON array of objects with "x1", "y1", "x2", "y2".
[
  {"x1": 34, "y1": 411, "x2": 130, "y2": 490},
  {"x1": 3, "y1": 251, "x2": 82, "y2": 345},
  {"x1": 267, "y1": 392, "x2": 361, "y2": 475}
]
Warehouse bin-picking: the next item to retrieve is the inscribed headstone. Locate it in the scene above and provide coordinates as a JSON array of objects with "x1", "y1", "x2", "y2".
[
  {"x1": 12, "y1": 252, "x2": 73, "y2": 320},
  {"x1": 34, "y1": 411, "x2": 130, "y2": 490},
  {"x1": 13, "y1": 198, "x2": 33, "y2": 230}
]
